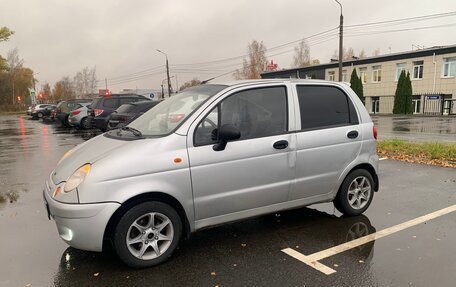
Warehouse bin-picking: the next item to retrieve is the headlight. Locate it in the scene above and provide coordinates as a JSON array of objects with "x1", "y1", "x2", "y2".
[{"x1": 64, "y1": 164, "x2": 91, "y2": 192}]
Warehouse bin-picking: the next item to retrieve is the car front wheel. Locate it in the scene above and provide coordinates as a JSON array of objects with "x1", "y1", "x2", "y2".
[
  {"x1": 334, "y1": 169, "x2": 374, "y2": 216},
  {"x1": 113, "y1": 201, "x2": 182, "y2": 268}
]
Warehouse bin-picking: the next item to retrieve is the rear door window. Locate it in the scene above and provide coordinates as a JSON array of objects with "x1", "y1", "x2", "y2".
[
  {"x1": 116, "y1": 104, "x2": 136, "y2": 113},
  {"x1": 296, "y1": 85, "x2": 358, "y2": 130}
]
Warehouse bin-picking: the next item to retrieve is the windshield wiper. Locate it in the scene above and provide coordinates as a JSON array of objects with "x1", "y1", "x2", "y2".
[{"x1": 120, "y1": 126, "x2": 143, "y2": 137}]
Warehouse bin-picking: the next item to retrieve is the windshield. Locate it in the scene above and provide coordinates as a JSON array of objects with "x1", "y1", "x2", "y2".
[{"x1": 128, "y1": 84, "x2": 227, "y2": 136}]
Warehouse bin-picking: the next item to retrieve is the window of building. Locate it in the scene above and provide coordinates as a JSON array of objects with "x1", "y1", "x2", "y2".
[
  {"x1": 372, "y1": 65, "x2": 382, "y2": 82},
  {"x1": 371, "y1": 97, "x2": 380, "y2": 114},
  {"x1": 359, "y1": 67, "x2": 367, "y2": 84},
  {"x1": 194, "y1": 86, "x2": 288, "y2": 146},
  {"x1": 412, "y1": 61, "x2": 424, "y2": 79},
  {"x1": 296, "y1": 86, "x2": 357, "y2": 130},
  {"x1": 328, "y1": 71, "x2": 335, "y2": 81},
  {"x1": 442, "y1": 57, "x2": 456, "y2": 77},
  {"x1": 396, "y1": 63, "x2": 406, "y2": 81},
  {"x1": 342, "y1": 70, "x2": 347, "y2": 82}
]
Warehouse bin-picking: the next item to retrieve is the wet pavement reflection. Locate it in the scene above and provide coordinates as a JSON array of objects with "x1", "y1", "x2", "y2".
[
  {"x1": 0, "y1": 114, "x2": 455, "y2": 287},
  {"x1": 372, "y1": 116, "x2": 456, "y2": 142}
]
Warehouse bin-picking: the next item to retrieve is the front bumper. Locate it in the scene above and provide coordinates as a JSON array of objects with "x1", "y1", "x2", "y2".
[{"x1": 43, "y1": 182, "x2": 120, "y2": 252}]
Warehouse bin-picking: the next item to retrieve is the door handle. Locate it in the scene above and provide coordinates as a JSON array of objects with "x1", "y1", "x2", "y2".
[
  {"x1": 347, "y1": 130, "x2": 359, "y2": 139},
  {"x1": 273, "y1": 140, "x2": 289, "y2": 150}
]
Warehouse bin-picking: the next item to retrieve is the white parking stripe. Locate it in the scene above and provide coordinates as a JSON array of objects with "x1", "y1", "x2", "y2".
[
  {"x1": 379, "y1": 157, "x2": 388, "y2": 161},
  {"x1": 282, "y1": 204, "x2": 456, "y2": 275}
]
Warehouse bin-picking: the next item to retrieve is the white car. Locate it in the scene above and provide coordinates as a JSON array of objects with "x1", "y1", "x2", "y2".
[{"x1": 68, "y1": 103, "x2": 92, "y2": 129}]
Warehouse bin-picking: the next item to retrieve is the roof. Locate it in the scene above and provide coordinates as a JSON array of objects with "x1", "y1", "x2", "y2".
[
  {"x1": 262, "y1": 44, "x2": 456, "y2": 77},
  {"x1": 209, "y1": 78, "x2": 343, "y2": 86}
]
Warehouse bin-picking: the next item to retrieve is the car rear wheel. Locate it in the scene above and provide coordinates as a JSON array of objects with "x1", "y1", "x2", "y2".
[
  {"x1": 334, "y1": 169, "x2": 374, "y2": 216},
  {"x1": 113, "y1": 201, "x2": 182, "y2": 268},
  {"x1": 81, "y1": 117, "x2": 91, "y2": 129},
  {"x1": 37, "y1": 112, "x2": 43, "y2": 119}
]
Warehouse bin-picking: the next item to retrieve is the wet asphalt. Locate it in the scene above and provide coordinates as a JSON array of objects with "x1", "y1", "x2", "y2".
[
  {"x1": 0, "y1": 115, "x2": 455, "y2": 287},
  {"x1": 372, "y1": 116, "x2": 456, "y2": 143}
]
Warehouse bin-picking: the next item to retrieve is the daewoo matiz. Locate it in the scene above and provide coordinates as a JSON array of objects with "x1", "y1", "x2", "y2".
[{"x1": 43, "y1": 79, "x2": 379, "y2": 268}]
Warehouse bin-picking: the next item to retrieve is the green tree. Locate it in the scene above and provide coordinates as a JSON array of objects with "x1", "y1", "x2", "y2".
[
  {"x1": 404, "y1": 71, "x2": 413, "y2": 114},
  {"x1": 393, "y1": 70, "x2": 413, "y2": 114},
  {"x1": 0, "y1": 27, "x2": 14, "y2": 42},
  {"x1": 350, "y1": 69, "x2": 364, "y2": 102}
]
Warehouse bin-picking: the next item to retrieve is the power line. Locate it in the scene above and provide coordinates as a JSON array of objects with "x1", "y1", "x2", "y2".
[{"x1": 345, "y1": 11, "x2": 456, "y2": 28}]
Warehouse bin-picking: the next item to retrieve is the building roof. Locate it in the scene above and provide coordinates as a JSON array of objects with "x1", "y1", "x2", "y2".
[{"x1": 261, "y1": 44, "x2": 456, "y2": 77}]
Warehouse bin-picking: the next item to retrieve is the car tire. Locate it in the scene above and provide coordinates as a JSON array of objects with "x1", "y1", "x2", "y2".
[
  {"x1": 63, "y1": 115, "x2": 71, "y2": 127},
  {"x1": 113, "y1": 201, "x2": 182, "y2": 268},
  {"x1": 81, "y1": 117, "x2": 90, "y2": 129},
  {"x1": 37, "y1": 112, "x2": 43, "y2": 119},
  {"x1": 334, "y1": 169, "x2": 374, "y2": 216}
]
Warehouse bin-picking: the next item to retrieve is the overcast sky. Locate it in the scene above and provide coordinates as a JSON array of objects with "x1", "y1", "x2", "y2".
[{"x1": 1, "y1": 0, "x2": 456, "y2": 93}]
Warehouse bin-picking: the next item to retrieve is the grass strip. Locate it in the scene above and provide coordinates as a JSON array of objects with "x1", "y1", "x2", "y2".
[{"x1": 377, "y1": 139, "x2": 456, "y2": 168}]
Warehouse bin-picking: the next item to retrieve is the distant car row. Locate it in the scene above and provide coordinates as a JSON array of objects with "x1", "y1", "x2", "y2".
[{"x1": 27, "y1": 94, "x2": 160, "y2": 131}]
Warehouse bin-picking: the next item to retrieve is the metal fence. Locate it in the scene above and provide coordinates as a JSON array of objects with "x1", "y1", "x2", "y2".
[{"x1": 366, "y1": 94, "x2": 455, "y2": 115}]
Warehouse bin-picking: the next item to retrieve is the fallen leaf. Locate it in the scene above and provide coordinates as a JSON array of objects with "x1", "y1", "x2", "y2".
[
  {"x1": 25, "y1": 284, "x2": 31, "y2": 287},
  {"x1": 412, "y1": 236, "x2": 417, "y2": 238},
  {"x1": 333, "y1": 264, "x2": 339, "y2": 267},
  {"x1": 210, "y1": 272, "x2": 216, "y2": 276},
  {"x1": 93, "y1": 273, "x2": 100, "y2": 277},
  {"x1": 359, "y1": 260, "x2": 364, "y2": 263},
  {"x1": 240, "y1": 243, "x2": 247, "y2": 247}
]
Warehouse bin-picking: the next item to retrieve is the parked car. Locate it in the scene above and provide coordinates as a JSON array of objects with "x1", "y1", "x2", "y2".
[
  {"x1": 43, "y1": 80, "x2": 379, "y2": 268},
  {"x1": 31, "y1": 104, "x2": 55, "y2": 119},
  {"x1": 87, "y1": 94, "x2": 149, "y2": 132},
  {"x1": 26, "y1": 106, "x2": 33, "y2": 115},
  {"x1": 68, "y1": 103, "x2": 92, "y2": 129},
  {"x1": 107, "y1": 100, "x2": 161, "y2": 131},
  {"x1": 55, "y1": 99, "x2": 92, "y2": 127}
]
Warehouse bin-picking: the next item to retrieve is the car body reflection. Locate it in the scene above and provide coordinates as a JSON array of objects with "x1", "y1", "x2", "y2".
[{"x1": 53, "y1": 207, "x2": 376, "y2": 286}]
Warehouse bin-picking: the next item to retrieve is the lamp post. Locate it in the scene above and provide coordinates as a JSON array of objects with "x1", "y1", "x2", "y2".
[
  {"x1": 157, "y1": 49, "x2": 172, "y2": 97},
  {"x1": 334, "y1": 0, "x2": 343, "y2": 82},
  {"x1": 161, "y1": 76, "x2": 175, "y2": 99}
]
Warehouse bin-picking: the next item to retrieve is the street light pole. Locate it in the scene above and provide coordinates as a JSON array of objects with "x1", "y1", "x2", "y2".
[
  {"x1": 334, "y1": 0, "x2": 343, "y2": 82},
  {"x1": 157, "y1": 49, "x2": 172, "y2": 97}
]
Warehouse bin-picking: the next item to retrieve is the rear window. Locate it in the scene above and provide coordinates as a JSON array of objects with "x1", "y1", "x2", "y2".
[
  {"x1": 116, "y1": 104, "x2": 136, "y2": 113},
  {"x1": 90, "y1": 98, "x2": 103, "y2": 109}
]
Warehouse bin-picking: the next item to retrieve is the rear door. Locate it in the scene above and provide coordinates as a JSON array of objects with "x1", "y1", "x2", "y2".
[
  {"x1": 291, "y1": 84, "x2": 362, "y2": 200},
  {"x1": 187, "y1": 84, "x2": 297, "y2": 226}
]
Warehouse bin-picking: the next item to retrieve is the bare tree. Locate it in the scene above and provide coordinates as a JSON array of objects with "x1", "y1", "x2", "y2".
[
  {"x1": 233, "y1": 40, "x2": 268, "y2": 79},
  {"x1": 179, "y1": 78, "x2": 201, "y2": 91},
  {"x1": 373, "y1": 48, "x2": 381, "y2": 56},
  {"x1": 7, "y1": 48, "x2": 24, "y2": 105},
  {"x1": 73, "y1": 66, "x2": 97, "y2": 98},
  {"x1": 359, "y1": 49, "x2": 367, "y2": 59},
  {"x1": 293, "y1": 40, "x2": 311, "y2": 68}
]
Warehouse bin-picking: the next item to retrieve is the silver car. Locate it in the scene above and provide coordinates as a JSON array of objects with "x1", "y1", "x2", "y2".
[
  {"x1": 43, "y1": 80, "x2": 379, "y2": 268},
  {"x1": 68, "y1": 102, "x2": 92, "y2": 129}
]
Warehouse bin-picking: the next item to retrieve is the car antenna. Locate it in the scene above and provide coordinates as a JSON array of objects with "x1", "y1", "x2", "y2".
[{"x1": 200, "y1": 77, "x2": 215, "y2": 85}]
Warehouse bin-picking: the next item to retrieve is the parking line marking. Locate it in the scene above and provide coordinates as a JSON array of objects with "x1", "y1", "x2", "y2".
[
  {"x1": 282, "y1": 204, "x2": 456, "y2": 275},
  {"x1": 379, "y1": 157, "x2": 388, "y2": 161}
]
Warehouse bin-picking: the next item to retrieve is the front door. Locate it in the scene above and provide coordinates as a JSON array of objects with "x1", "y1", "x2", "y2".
[{"x1": 187, "y1": 85, "x2": 295, "y2": 227}]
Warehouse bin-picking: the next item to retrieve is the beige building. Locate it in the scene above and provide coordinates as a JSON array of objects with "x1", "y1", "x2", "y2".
[{"x1": 262, "y1": 45, "x2": 456, "y2": 115}]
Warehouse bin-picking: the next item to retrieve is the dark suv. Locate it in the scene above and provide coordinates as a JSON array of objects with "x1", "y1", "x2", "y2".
[
  {"x1": 107, "y1": 100, "x2": 161, "y2": 130},
  {"x1": 88, "y1": 94, "x2": 149, "y2": 131}
]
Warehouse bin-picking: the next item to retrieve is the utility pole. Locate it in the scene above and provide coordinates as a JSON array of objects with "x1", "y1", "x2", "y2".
[
  {"x1": 335, "y1": 0, "x2": 343, "y2": 82},
  {"x1": 157, "y1": 49, "x2": 172, "y2": 97},
  {"x1": 105, "y1": 78, "x2": 108, "y2": 91}
]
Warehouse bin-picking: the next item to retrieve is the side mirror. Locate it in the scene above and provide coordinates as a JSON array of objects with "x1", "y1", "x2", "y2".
[{"x1": 213, "y1": 124, "x2": 240, "y2": 151}]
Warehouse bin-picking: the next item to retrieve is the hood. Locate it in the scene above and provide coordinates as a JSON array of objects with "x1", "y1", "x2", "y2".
[{"x1": 51, "y1": 134, "x2": 132, "y2": 184}]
